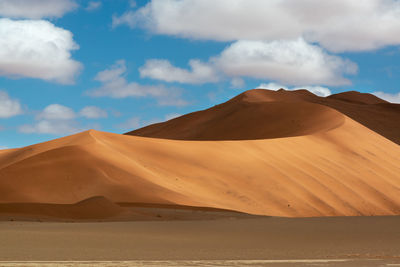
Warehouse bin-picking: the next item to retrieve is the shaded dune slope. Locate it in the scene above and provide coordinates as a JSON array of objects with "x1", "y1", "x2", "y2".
[
  {"x1": 1, "y1": 117, "x2": 400, "y2": 217},
  {"x1": 128, "y1": 100, "x2": 345, "y2": 140},
  {"x1": 127, "y1": 89, "x2": 400, "y2": 145},
  {"x1": 0, "y1": 196, "x2": 123, "y2": 220},
  {"x1": 327, "y1": 91, "x2": 388, "y2": 104}
]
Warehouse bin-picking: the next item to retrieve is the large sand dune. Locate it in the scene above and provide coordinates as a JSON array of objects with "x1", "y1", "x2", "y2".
[
  {"x1": 128, "y1": 89, "x2": 400, "y2": 144},
  {"x1": 1, "y1": 89, "x2": 400, "y2": 218}
]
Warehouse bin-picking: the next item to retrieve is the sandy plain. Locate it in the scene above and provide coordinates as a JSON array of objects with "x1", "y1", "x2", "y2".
[{"x1": 1, "y1": 216, "x2": 400, "y2": 266}]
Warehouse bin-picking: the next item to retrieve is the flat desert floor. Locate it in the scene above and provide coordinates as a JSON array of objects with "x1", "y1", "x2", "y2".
[{"x1": 1, "y1": 216, "x2": 400, "y2": 266}]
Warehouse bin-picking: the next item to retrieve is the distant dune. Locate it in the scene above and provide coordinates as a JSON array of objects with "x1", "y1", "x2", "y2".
[
  {"x1": 0, "y1": 89, "x2": 400, "y2": 219},
  {"x1": 128, "y1": 89, "x2": 400, "y2": 145}
]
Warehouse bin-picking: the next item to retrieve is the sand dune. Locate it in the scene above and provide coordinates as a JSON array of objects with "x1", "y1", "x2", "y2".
[
  {"x1": 1, "y1": 90, "x2": 400, "y2": 217},
  {"x1": 128, "y1": 89, "x2": 400, "y2": 144},
  {"x1": 128, "y1": 99, "x2": 345, "y2": 141},
  {"x1": 327, "y1": 91, "x2": 388, "y2": 104}
]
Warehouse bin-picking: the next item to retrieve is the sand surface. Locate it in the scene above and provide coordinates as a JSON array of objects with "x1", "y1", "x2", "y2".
[{"x1": 0, "y1": 216, "x2": 399, "y2": 265}]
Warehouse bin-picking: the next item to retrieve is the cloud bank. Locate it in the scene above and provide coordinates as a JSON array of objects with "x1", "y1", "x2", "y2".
[
  {"x1": 114, "y1": 0, "x2": 400, "y2": 52},
  {"x1": 88, "y1": 60, "x2": 188, "y2": 107},
  {"x1": 0, "y1": 0, "x2": 77, "y2": 19},
  {"x1": 19, "y1": 104, "x2": 106, "y2": 135},
  {"x1": 139, "y1": 39, "x2": 357, "y2": 86}
]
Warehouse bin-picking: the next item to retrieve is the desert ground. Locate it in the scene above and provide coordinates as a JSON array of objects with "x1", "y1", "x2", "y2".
[{"x1": 1, "y1": 216, "x2": 400, "y2": 266}]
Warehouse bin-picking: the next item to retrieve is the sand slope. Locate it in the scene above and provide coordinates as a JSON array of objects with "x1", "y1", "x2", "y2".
[{"x1": 1, "y1": 100, "x2": 400, "y2": 217}]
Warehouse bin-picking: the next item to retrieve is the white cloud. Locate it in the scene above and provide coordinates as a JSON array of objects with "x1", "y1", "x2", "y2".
[
  {"x1": 140, "y1": 39, "x2": 356, "y2": 87},
  {"x1": 19, "y1": 119, "x2": 79, "y2": 135},
  {"x1": 230, "y1": 77, "x2": 245, "y2": 89},
  {"x1": 19, "y1": 104, "x2": 107, "y2": 135},
  {"x1": 80, "y1": 106, "x2": 107, "y2": 119},
  {"x1": 372, "y1": 91, "x2": 400, "y2": 103},
  {"x1": 85, "y1": 1, "x2": 101, "y2": 11},
  {"x1": 0, "y1": 145, "x2": 8, "y2": 149},
  {"x1": 37, "y1": 104, "x2": 76, "y2": 120},
  {"x1": 257, "y1": 82, "x2": 332, "y2": 97},
  {"x1": 165, "y1": 113, "x2": 181, "y2": 120},
  {"x1": 129, "y1": 1, "x2": 137, "y2": 8},
  {"x1": 118, "y1": 113, "x2": 182, "y2": 131},
  {"x1": 0, "y1": 0, "x2": 77, "y2": 19},
  {"x1": 0, "y1": 18, "x2": 82, "y2": 84},
  {"x1": 215, "y1": 39, "x2": 357, "y2": 86},
  {"x1": 118, "y1": 116, "x2": 140, "y2": 131},
  {"x1": 87, "y1": 60, "x2": 188, "y2": 107},
  {"x1": 115, "y1": 0, "x2": 400, "y2": 52},
  {"x1": 139, "y1": 59, "x2": 219, "y2": 84},
  {"x1": 0, "y1": 90, "x2": 22, "y2": 118}
]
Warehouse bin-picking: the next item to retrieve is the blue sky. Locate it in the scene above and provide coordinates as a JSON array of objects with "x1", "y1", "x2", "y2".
[{"x1": 0, "y1": 0, "x2": 400, "y2": 148}]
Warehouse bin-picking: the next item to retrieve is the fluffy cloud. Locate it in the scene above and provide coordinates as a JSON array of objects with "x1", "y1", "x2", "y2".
[
  {"x1": 19, "y1": 104, "x2": 106, "y2": 135},
  {"x1": 20, "y1": 103, "x2": 78, "y2": 134},
  {"x1": 19, "y1": 119, "x2": 80, "y2": 135},
  {"x1": 0, "y1": 19, "x2": 82, "y2": 84},
  {"x1": 0, "y1": 0, "x2": 77, "y2": 19},
  {"x1": 139, "y1": 59, "x2": 219, "y2": 84},
  {"x1": 117, "y1": 116, "x2": 141, "y2": 131},
  {"x1": 80, "y1": 106, "x2": 107, "y2": 119},
  {"x1": 118, "y1": 113, "x2": 182, "y2": 131},
  {"x1": 85, "y1": 1, "x2": 101, "y2": 11},
  {"x1": 37, "y1": 104, "x2": 76, "y2": 120},
  {"x1": 230, "y1": 78, "x2": 245, "y2": 89},
  {"x1": 0, "y1": 90, "x2": 23, "y2": 118},
  {"x1": 140, "y1": 39, "x2": 357, "y2": 86},
  {"x1": 114, "y1": 0, "x2": 400, "y2": 52},
  {"x1": 257, "y1": 82, "x2": 332, "y2": 97},
  {"x1": 87, "y1": 60, "x2": 188, "y2": 107},
  {"x1": 372, "y1": 91, "x2": 400, "y2": 103},
  {"x1": 215, "y1": 39, "x2": 357, "y2": 86}
]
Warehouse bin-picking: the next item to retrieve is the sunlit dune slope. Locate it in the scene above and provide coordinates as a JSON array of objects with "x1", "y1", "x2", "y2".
[
  {"x1": 127, "y1": 89, "x2": 400, "y2": 145},
  {"x1": 1, "y1": 109, "x2": 400, "y2": 217}
]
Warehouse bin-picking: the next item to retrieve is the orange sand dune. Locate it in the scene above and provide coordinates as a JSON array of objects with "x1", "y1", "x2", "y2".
[{"x1": 1, "y1": 102, "x2": 400, "y2": 217}]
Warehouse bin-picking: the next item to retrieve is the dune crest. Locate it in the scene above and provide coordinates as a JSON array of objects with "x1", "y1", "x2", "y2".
[{"x1": 327, "y1": 91, "x2": 388, "y2": 104}]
